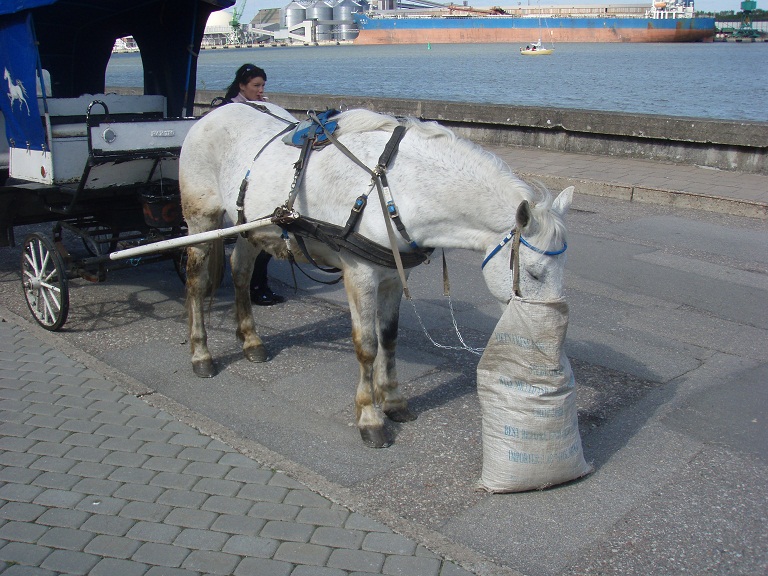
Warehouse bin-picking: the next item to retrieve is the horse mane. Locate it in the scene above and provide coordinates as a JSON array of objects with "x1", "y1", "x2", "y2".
[{"x1": 336, "y1": 108, "x2": 565, "y2": 244}]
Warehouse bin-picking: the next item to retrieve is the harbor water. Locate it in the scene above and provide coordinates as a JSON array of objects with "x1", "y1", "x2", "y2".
[{"x1": 107, "y1": 42, "x2": 768, "y2": 122}]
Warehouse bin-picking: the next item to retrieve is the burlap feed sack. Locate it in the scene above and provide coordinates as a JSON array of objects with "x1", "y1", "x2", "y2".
[{"x1": 477, "y1": 297, "x2": 592, "y2": 492}]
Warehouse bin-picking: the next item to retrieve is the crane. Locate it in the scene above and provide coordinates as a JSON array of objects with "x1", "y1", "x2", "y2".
[{"x1": 228, "y1": 0, "x2": 248, "y2": 44}]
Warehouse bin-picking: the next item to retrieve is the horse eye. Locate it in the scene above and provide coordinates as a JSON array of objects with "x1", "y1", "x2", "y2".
[{"x1": 527, "y1": 269, "x2": 542, "y2": 282}]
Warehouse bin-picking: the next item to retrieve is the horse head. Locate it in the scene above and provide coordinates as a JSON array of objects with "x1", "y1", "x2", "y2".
[
  {"x1": 482, "y1": 186, "x2": 573, "y2": 303},
  {"x1": 3, "y1": 68, "x2": 9, "y2": 81}
]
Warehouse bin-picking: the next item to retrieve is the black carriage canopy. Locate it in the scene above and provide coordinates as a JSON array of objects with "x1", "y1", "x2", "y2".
[{"x1": 0, "y1": 0, "x2": 235, "y2": 120}]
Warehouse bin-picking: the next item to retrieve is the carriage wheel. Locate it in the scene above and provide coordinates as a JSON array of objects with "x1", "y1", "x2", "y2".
[{"x1": 21, "y1": 233, "x2": 70, "y2": 331}]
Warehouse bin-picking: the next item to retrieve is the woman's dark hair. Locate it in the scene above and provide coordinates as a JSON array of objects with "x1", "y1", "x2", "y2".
[{"x1": 223, "y1": 63, "x2": 267, "y2": 101}]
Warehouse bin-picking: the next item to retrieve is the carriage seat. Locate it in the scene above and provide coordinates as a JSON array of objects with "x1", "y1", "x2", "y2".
[{"x1": 43, "y1": 94, "x2": 166, "y2": 138}]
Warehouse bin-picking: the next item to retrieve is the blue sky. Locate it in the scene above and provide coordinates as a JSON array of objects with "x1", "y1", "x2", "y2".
[{"x1": 231, "y1": 0, "x2": 748, "y2": 22}]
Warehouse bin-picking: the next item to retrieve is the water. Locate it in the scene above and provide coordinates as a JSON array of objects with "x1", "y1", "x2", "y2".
[{"x1": 106, "y1": 42, "x2": 768, "y2": 122}]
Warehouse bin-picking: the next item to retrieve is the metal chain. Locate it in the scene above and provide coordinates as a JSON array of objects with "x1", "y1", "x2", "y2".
[{"x1": 407, "y1": 295, "x2": 485, "y2": 356}]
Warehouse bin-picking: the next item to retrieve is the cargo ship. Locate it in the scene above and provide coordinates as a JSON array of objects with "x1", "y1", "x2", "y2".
[{"x1": 351, "y1": 1, "x2": 716, "y2": 44}]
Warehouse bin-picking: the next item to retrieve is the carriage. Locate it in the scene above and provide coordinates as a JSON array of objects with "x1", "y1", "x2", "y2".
[{"x1": 0, "y1": 0, "x2": 235, "y2": 330}]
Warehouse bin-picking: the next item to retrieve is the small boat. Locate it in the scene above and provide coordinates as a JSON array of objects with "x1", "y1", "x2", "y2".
[{"x1": 520, "y1": 40, "x2": 554, "y2": 56}]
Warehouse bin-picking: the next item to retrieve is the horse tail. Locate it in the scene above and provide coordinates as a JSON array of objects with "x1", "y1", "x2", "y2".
[{"x1": 205, "y1": 238, "x2": 226, "y2": 298}]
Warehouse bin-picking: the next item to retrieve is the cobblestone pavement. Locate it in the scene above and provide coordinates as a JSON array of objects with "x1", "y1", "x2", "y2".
[{"x1": 0, "y1": 316, "x2": 474, "y2": 576}]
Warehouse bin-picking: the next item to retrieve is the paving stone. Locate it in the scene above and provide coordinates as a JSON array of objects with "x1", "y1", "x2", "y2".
[
  {"x1": 131, "y1": 542, "x2": 191, "y2": 567},
  {"x1": 222, "y1": 534, "x2": 279, "y2": 557},
  {"x1": 236, "y1": 483, "x2": 289, "y2": 503},
  {"x1": 125, "y1": 416, "x2": 167, "y2": 430},
  {"x1": 192, "y1": 477, "x2": 242, "y2": 497},
  {"x1": 259, "y1": 520, "x2": 314, "y2": 543},
  {"x1": 141, "y1": 456, "x2": 188, "y2": 474},
  {"x1": 84, "y1": 534, "x2": 143, "y2": 559},
  {"x1": 90, "y1": 411, "x2": 133, "y2": 426},
  {"x1": 296, "y1": 507, "x2": 350, "y2": 528},
  {"x1": 129, "y1": 428, "x2": 175, "y2": 443},
  {"x1": 81, "y1": 515, "x2": 135, "y2": 537},
  {"x1": 37, "y1": 527, "x2": 95, "y2": 551},
  {"x1": 58, "y1": 419, "x2": 102, "y2": 434},
  {"x1": 0, "y1": 541, "x2": 53, "y2": 565},
  {"x1": 211, "y1": 514, "x2": 266, "y2": 537},
  {"x1": 118, "y1": 501, "x2": 172, "y2": 522},
  {"x1": 156, "y1": 489, "x2": 208, "y2": 509},
  {"x1": 144, "y1": 567, "x2": 202, "y2": 576},
  {"x1": 292, "y1": 566, "x2": 348, "y2": 576},
  {"x1": 89, "y1": 557, "x2": 149, "y2": 576},
  {"x1": 173, "y1": 528, "x2": 229, "y2": 551},
  {"x1": 181, "y1": 549, "x2": 242, "y2": 575},
  {"x1": 150, "y1": 471, "x2": 200, "y2": 490},
  {"x1": 97, "y1": 437, "x2": 145, "y2": 453},
  {"x1": 0, "y1": 520, "x2": 49, "y2": 543},
  {"x1": 31, "y1": 471, "x2": 80, "y2": 490},
  {"x1": 62, "y1": 446, "x2": 109, "y2": 462},
  {"x1": 362, "y1": 532, "x2": 418, "y2": 555},
  {"x1": 201, "y1": 495, "x2": 253, "y2": 515},
  {"x1": 27, "y1": 442, "x2": 70, "y2": 456},
  {"x1": 327, "y1": 547, "x2": 387, "y2": 573},
  {"x1": 137, "y1": 442, "x2": 185, "y2": 458},
  {"x1": 169, "y1": 433, "x2": 211, "y2": 448},
  {"x1": 233, "y1": 557, "x2": 293, "y2": 576},
  {"x1": 1, "y1": 564, "x2": 59, "y2": 576},
  {"x1": 126, "y1": 521, "x2": 183, "y2": 544},
  {"x1": 274, "y1": 541, "x2": 332, "y2": 566},
  {"x1": 67, "y1": 461, "x2": 116, "y2": 479},
  {"x1": 0, "y1": 467, "x2": 41, "y2": 485},
  {"x1": 75, "y1": 495, "x2": 127, "y2": 516},
  {"x1": 0, "y1": 436, "x2": 36, "y2": 452},
  {"x1": 35, "y1": 508, "x2": 91, "y2": 529},
  {"x1": 71, "y1": 478, "x2": 122, "y2": 497},
  {"x1": 268, "y1": 472, "x2": 305, "y2": 489},
  {"x1": 40, "y1": 549, "x2": 100, "y2": 575},
  {"x1": 0, "y1": 483, "x2": 45, "y2": 503},
  {"x1": 248, "y1": 501, "x2": 300, "y2": 522},
  {"x1": 0, "y1": 452, "x2": 39, "y2": 468},
  {"x1": 29, "y1": 457, "x2": 77, "y2": 474},
  {"x1": 224, "y1": 466, "x2": 274, "y2": 484},
  {"x1": 183, "y1": 461, "x2": 231, "y2": 479},
  {"x1": 113, "y1": 484, "x2": 165, "y2": 503},
  {"x1": 0, "y1": 502, "x2": 46, "y2": 522},
  {"x1": 381, "y1": 554, "x2": 441, "y2": 576},
  {"x1": 164, "y1": 508, "x2": 218, "y2": 530},
  {"x1": 311, "y1": 526, "x2": 366, "y2": 550},
  {"x1": 178, "y1": 446, "x2": 225, "y2": 463},
  {"x1": 108, "y1": 466, "x2": 157, "y2": 484},
  {"x1": 33, "y1": 489, "x2": 86, "y2": 509}
]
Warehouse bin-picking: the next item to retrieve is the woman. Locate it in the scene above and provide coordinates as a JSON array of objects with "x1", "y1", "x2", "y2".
[{"x1": 217, "y1": 64, "x2": 284, "y2": 306}]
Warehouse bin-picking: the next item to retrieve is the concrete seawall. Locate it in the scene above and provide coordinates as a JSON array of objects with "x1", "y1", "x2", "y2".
[{"x1": 194, "y1": 91, "x2": 768, "y2": 175}]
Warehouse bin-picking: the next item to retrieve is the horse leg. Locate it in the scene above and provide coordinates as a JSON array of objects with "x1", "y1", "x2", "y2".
[
  {"x1": 186, "y1": 239, "x2": 223, "y2": 378},
  {"x1": 375, "y1": 275, "x2": 416, "y2": 423},
  {"x1": 344, "y1": 268, "x2": 391, "y2": 448},
  {"x1": 231, "y1": 236, "x2": 268, "y2": 363}
]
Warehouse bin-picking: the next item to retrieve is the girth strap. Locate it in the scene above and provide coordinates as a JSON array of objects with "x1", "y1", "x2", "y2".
[{"x1": 272, "y1": 209, "x2": 430, "y2": 270}]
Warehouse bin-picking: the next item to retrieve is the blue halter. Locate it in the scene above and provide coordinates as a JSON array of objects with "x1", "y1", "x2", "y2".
[{"x1": 481, "y1": 229, "x2": 567, "y2": 269}]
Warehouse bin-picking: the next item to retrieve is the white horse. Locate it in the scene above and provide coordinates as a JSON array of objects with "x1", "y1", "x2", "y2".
[
  {"x1": 4, "y1": 68, "x2": 30, "y2": 115},
  {"x1": 179, "y1": 102, "x2": 573, "y2": 448}
]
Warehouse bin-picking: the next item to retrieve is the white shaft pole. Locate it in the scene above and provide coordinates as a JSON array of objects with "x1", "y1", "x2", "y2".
[{"x1": 108, "y1": 218, "x2": 274, "y2": 261}]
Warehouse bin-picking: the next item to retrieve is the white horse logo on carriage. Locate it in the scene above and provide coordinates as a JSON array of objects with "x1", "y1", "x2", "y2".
[{"x1": 4, "y1": 67, "x2": 30, "y2": 115}]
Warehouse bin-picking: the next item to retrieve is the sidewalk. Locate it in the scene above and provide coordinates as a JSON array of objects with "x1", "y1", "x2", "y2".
[
  {"x1": 0, "y1": 146, "x2": 764, "y2": 576},
  {"x1": 0, "y1": 311, "x2": 473, "y2": 576},
  {"x1": 484, "y1": 145, "x2": 767, "y2": 220}
]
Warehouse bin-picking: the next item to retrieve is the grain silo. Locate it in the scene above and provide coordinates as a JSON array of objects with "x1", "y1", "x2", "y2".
[
  {"x1": 332, "y1": 0, "x2": 360, "y2": 41},
  {"x1": 307, "y1": 0, "x2": 334, "y2": 42},
  {"x1": 282, "y1": 1, "x2": 306, "y2": 29}
]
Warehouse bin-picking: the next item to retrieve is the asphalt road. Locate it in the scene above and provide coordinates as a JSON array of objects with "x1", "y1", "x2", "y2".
[{"x1": 0, "y1": 191, "x2": 765, "y2": 576}]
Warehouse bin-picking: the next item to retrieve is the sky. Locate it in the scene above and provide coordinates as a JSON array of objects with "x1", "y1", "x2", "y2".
[{"x1": 228, "y1": 0, "x2": 748, "y2": 23}]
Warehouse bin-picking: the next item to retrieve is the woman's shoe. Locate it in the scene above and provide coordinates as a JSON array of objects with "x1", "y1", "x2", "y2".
[{"x1": 250, "y1": 286, "x2": 285, "y2": 306}]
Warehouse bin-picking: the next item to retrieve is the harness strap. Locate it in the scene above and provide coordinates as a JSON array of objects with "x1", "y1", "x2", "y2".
[{"x1": 511, "y1": 228, "x2": 522, "y2": 298}]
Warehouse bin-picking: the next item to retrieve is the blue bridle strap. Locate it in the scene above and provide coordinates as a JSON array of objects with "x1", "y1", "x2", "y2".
[{"x1": 481, "y1": 229, "x2": 567, "y2": 269}]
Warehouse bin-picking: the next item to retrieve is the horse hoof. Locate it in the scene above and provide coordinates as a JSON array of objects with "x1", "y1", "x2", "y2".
[
  {"x1": 193, "y1": 359, "x2": 216, "y2": 378},
  {"x1": 359, "y1": 426, "x2": 392, "y2": 448},
  {"x1": 385, "y1": 406, "x2": 417, "y2": 423},
  {"x1": 244, "y1": 345, "x2": 268, "y2": 363}
]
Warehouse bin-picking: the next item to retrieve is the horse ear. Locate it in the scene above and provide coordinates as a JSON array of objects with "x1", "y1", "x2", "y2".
[
  {"x1": 552, "y1": 186, "x2": 574, "y2": 216},
  {"x1": 516, "y1": 200, "x2": 532, "y2": 230}
]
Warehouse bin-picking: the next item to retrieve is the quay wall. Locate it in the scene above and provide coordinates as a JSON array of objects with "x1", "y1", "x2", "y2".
[{"x1": 193, "y1": 91, "x2": 767, "y2": 175}]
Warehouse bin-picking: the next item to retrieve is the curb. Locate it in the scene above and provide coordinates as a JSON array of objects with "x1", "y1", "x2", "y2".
[{"x1": 518, "y1": 172, "x2": 768, "y2": 220}]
